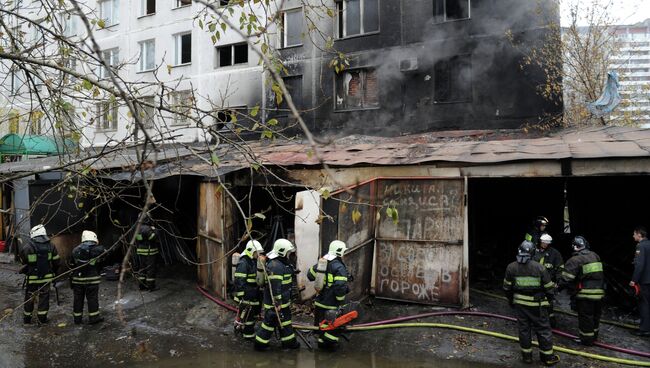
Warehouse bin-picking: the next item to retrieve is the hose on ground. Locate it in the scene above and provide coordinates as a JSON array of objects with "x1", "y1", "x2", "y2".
[
  {"x1": 471, "y1": 288, "x2": 639, "y2": 330},
  {"x1": 197, "y1": 286, "x2": 650, "y2": 366}
]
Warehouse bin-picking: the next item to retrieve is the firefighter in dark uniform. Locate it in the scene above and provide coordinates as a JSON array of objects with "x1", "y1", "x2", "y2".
[
  {"x1": 254, "y1": 238, "x2": 300, "y2": 350},
  {"x1": 525, "y1": 216, "x2": 549, "y2": 248},
  {"x1": 134, "y1": 221, "x2": 159, "y2": 291},
  {"x1": 20, "y1": 224, "x2": 60, "y2": 324},
  {"x1": 71, "y1": 230, "x2": 106, "y2": 324},
  {"x1": 631, "y1": 226, "x2": 650, "y2": 337},
  {"x1": 503, "y1": 240, "x2": 559, "y2": 366},
  {"x1": 234, "y1": 239, "x2": 264, "y2": 339},
  {"x1": 533, "y1": 234, "x2": 564, "y2": 327},
  {"x1": 307, "y1": 240, "x2": 350, "y2": 351},
  {"x1": 559, "y1": 235, "x2": 605, "y2": 345}
]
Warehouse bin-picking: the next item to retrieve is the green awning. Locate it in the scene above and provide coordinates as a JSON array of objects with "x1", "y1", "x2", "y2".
[{"x1": 0, "y1": 134, "x2": 77, "y2": 156}]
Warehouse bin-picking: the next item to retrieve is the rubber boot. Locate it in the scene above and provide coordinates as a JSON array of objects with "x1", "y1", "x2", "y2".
[
  {"x1": 281, "y1": 338, "x2": 300, "y2": 350},
  {"x1": 521, "y1": 351, "x2": 533, "y2": 364},
  {"x1": 37, "y1": 315, "x2": 48, "y2": 324},
  {"x1": 540, "y1": 353, "x2": 560, "y2": 366},
  {"x1": 254, "y1": 340, "x2": 269, "y2": 351},
  {"x1": 23, "y1": 316, "x2": 32, "y2": 324},
  {"x1": 74, "y1": 317, "x2": 83, "y2": 325},
  {"x1": 88, "y1": 316, "x2": 104, "y2": 325}
]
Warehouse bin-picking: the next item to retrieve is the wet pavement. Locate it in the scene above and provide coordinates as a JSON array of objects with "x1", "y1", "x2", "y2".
[{"x1": 1, "y1": 264, "x2": 648, "y2": 368}]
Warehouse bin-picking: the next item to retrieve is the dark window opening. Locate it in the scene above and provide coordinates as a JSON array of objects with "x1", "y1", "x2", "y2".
[
  {"x1": 434, "y1": 54, "x2": 472, "y2": 103},
  {"x1": 180, "y1": 33, "x2": 191, "y2": 64},
  {"x1": 216, "y1": 43, "x2": 248, "y2": 67},
  {"x1": 277, "y1": 76, "x2": 303, "y2": 114},
  {"x1": 176, "y1": 0, "x2": 191, "y2": 7},
  {"x1": 433, "y1": 0, "x2": 470, "y2": 23},
  {"x1": 335, "y1": 68, "x2": 379, "y2": 110},
  {"x1": 220, "y1": 0, "x2": 229, "y2": 5},
  {"x1": 234, "y1": 44, "x2": 248, "y2": 64},
  {"x1": 145, "y1": 0, "x2": 155, "y2": 14}
]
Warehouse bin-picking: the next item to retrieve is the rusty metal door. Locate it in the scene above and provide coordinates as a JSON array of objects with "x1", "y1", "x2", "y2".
[
  {"x1": 197, "y1": 181, "x2": 227, "y2": 297},
  {"x1": 374, "y1": 178, "x2": 465, "y2": 307}
]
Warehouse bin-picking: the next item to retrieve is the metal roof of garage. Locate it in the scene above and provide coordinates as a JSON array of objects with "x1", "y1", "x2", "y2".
[{"x1": 0, "y1": 126, "x2": 649, "y2": 180}]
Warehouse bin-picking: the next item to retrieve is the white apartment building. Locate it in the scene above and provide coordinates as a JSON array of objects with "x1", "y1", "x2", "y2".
[
  {"x1": 612, "y1": 19, "x2": 650, "y2": 125},
  {"x1": 0, "y1": 0, "x2": 312, "y2": 147}
]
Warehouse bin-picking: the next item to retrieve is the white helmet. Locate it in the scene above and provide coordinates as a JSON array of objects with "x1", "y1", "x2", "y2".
[
  {"x1": 82, "y1": 230, "x2": 98, "y2": 244},
  {"x1": 328, "y1": 240, "x2": 347, "y2": 257},
  {"x1": 271, "y1": 238, "x2": 295, "y2": 257},
  {"x1": 30, "y1": 224, "x2": 47, "y2": 239},
  {"x1": 245, "y1": 239, "x2": 264, "y2": 256},
  {"x1": 540, "y1": 234, "x2": 552, "y2": 244}
]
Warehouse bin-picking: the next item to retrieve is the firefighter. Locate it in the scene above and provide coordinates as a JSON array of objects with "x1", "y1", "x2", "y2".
[
  {"x1": 533, "y1": 234, "x2": 563, "y2": 327},
  {"x1": 254, "y1": 238, "x2": 300, "y2": 351},
  {"x1": 307, "y1": 240, "x2": 350, "y2": 351},
  {"x1": 71, "y1": 230, "x2": 106, "y2": 325},
  {"x1": 134, "y1": 220, "x2": 159, "y2": 291},
  {"x1": 525, "y1": 216, "x2": 549, "y2": 248},
  {"x1": 630, "y1": 226, "x2": 650, "y2": 337},
  {"x1": 503, "y1": 240, "x2": 559, "y2": 366},
  {"x1": 559, "y1": 236, "x2": 605, "y2": 345},
  {"x1": 234, "y1": 239, "x2": 264, "y2": 339},
  {"x1": 19, "y1": 224, "x2": 60, "y2": 324}
]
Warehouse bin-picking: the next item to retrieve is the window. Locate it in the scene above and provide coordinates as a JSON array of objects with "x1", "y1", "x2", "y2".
[
  {"x1": 137, "y1": 96, "x2": 156, "y2": 128},
  {"x1": 141, "y1": 0, "x2": 156, "y2": 15},
  {"x1": 139, "y1": 39, "x2": 155, "y2": 71},
  {"x1": 433, "y1": 0, "x2": 470, "y2": 23},
  {"x1": 171, "y1": 91, "x2": 193, "y2": 125},
  {"x1": 61, "y1": 13, "x2": 77, "y2": 37},
  {"x1": 337, "y1": 0, "x2": 379, "y2": 38},
  {"x1": 335, "y1": 68, "x2": 378, "y2": 110},
  {"x1": 65, "y1": 57, "x2": 78, "y2": 82},
  {"x1": 277, "y1": 76, "x2": 302, "y2": 113},
  {"x1": 97, "y1": 101, "x2": 118, "y2": 130},
  {"x1": 174, "y1": 33, "x2": 192, "y2": 65},
  {"x1": 99, "y1": 0, "x2": 119, "y2": 27},
  {"x1": 175, "y1": 0, "x2": 191, "y2": 8},
  {"x1": 214, "y1": 108, "x2": 240, "y2": 130},
  {"x1": 280, "y1": 9, "x2": 302, "y2": 48},
  {"x1": 9, "y1": 68, "x2": 24, "y2": 95},
  {"x1": 433, "y1": 54, "x2": 472, "y2": 103},
  {"x1": 215, "y1": 43, "x2": 248, "y2": 68},
  {"x1": 99, "y1": 48, "x2": 119, "y2": 78}
]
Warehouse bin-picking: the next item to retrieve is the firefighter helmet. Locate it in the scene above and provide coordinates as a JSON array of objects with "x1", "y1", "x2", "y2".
[
  {"x1": 540, "y1": 234, "x2": 552, "y2": 244},
  {"x1": 328, "y1": 240, "x2": 347, "y2": 257},
  {"x1": 271, "y1": 238, "x2": 295, "y2": 257},
  {"x1": 30, "y1": 224, "x2": 47, "y2": 239},
  {"x1": 245, "y1": 239, "x2": 264, "y2": 256},
  {"x1": 517, "y1": 240, "x2": 536, "y2": 263},
  {"x1": 82, "y1": 230, "x2": 98, "y2": 244},
  {"x1": 535, "y1": 216, "x2": 549, "y2": 228},
  {"x1": 572, "y1": 235, "x2": 589, "y2": 250}
]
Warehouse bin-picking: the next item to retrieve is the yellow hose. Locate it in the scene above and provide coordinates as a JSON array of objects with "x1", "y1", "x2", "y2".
[
  {"x1": 337, "y1": 322, "x2": 650, "y2": 367},
  {"x1": 471, "y1": 288, "x2": 639, "y2": 330}
]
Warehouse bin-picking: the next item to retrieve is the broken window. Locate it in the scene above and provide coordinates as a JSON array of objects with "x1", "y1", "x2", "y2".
[
  {"x1": 280, "y1": 8, "x2": 302, "y2": 48},
  {"x1": 175, "y1": 32, "x2": 192, "y2": 65},
  {"x1": 433, "y1": 0, "x2": 470, "y2": 23},
  {"x1": 216, "y1": 43, "x2": 248, "y2": 68},
  {"x1": 171, "y1": 90, "x2": 193, "y2": 125},
  {"x1": 335, "y1": 68, "x2": 379, "y2": 110},
  {"x1": 337, "y1": 0, "x2": 379, "y2": 38},
  {"x1": 433, "y1": 54, "x2": 472, "y2": 103},
  {"x1": 214, "y1": 107, "x2": 243, "y2": 130},
  {"x1": 97, "y1": 101, "x2": 118, "y2": 130},
  {"x1": 277, "y1": 75, "x2": 303, "y2": 113}
]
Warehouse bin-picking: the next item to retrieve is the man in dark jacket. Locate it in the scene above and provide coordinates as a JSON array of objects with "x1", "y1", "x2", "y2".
[
  {"x1": 525, "y1": 216, "x2": 549, "y2": 248},
  {"x1": 254, "y1": 238, "x2": 300, "y2": 351},
  {"x1": 234, "y1": 239, "x2": 264, "y2": 339},
  {"x1": 71, "y1": 230, "x2": 106, "y2": 325},
  {"x1": 533, "y1": 234, "x2": 563, "y2": 327},
  {"x1": 134, "y1": 221, "x2": 159, "y2": 291},
  {"x1": 307, "y1": 240, "x2": 350, "y2": 351},
  {"x1": 20, "y1": 224, "x2": 60, "y2": 324},
  {"x1": 631, "y1": 226, "x2": 650, "y2": 337},
  {"x1": 504, "y1": 240, "x2": 559, "y2": 366},
  {"x1": 559, "y1": 236, "x2": 605, "y2": 345}
]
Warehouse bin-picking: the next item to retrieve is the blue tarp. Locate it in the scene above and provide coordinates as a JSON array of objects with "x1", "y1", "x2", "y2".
[{"x1": 586, "y1": 71, "x2": 621, "y2": 117}]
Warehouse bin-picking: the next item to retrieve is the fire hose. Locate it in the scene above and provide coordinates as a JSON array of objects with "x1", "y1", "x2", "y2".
[{"x1": 197, "y1": 286, "x2": 650, "y2": 366}]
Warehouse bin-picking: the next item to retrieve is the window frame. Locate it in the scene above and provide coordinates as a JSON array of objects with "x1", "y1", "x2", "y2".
[
  {"x1": 170, "y1": 90, "x2": 193, "y2": 125},
  {"x1": 276, "y1": 75, "x2": 303, "y2": 114},
  {"x1": 99, "y1": 47, "x2": 120, "y2": 79},
  {"x1": 140, "y1": 0, "x2": 156, "y2": 17},
  {"x1": 334, "y1": 68, "x2": 379, "y2": 111},
  {"x1": 61, "y1": 12, "x2": 78, "y2": 37},
  {"x1": 99, "y1": 0, "x2": 120, "y2": 27},
  {"x1": 280, "y1": 8, "x2": 303, "y2": 48},
  {"x1": 174, "y1": 0, "x2": 192, "y2": 9},
  {"x1": 433, "y1": 54, "x2": 473, "y2": 104},
  {"x1": 215, "y1": 43, "x2": 249, "y2": 68},
  {"x1": 138, "y1": 39, "x2": 156, "y2": 72},
  {"x1": 97, "y1": 101, "x2": 119, "y2": 131},
  {"x1": 433, "y1": 0, "x2": 471, "y2": 24},
  {"x1": 138, "y1": 96, "x2": 156, "y2": 129},
  {"x1": 174, "y1": 32, "x2": 192, "y2": 66},
  {"x1": 336, "y1": 0, "x2": 380, "y2": 39}
]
